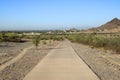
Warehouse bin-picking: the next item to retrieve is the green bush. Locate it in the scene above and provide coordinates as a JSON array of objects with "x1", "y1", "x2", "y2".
[
  {"x1": 0, "y1": 32, "x2": 21, "y2": 42},
  {"x1": 42, "y1": 40, "x2": 47, "y2": 45},
  {"x1": 39, "y1": 34, "x2": 64, "y2": 41},
  {"x1": 52, "y1": 36, "x2": 64, "y2": 41},
  {"x1": 67, "y1": 34, "x2": 120, "y2": 54},
  {"x1": 0, "y1": 33, "x2": 3, "y2": 42},
  {"x1": 32, "y1": 35, "x2": 40, "y2": 49}
]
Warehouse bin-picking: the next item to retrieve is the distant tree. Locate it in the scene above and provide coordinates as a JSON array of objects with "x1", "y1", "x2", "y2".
[{"x1": 32, "y1": 35, "x2": 40, "y2": 49}]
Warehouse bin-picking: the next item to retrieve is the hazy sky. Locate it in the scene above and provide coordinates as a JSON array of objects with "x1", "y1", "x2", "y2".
[{"x1": 0, "y1": 0, "x2": 120, "y2": 30}]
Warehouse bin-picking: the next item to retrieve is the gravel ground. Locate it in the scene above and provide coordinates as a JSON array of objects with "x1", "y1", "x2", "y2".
[
  {"x1": 0, "y1": 42, "x2": 59, "y2": 80},
  {"x1": 72, "y1": 42, "x2": 120, "y2": 80},
  {"x1": 0, "y1": 42, "x2": 32, "y2": 65}
]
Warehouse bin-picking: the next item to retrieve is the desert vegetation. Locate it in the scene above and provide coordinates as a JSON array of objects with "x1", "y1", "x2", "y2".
[
  {"x1": 31, "y1": 34, "x2": 64, "y2": 49},
  {"x1": 32, "y1": 35, "x2": 40, "y2": 49},
  {"x1": 67, "y1": 34, "x2": 120, "y2": 54},
  {"x1": 0, "y1": 32, "x2": 22, "y2": 42},
  {"x1": 39, "y1": 34, "x2": 64, "y2": 41}
]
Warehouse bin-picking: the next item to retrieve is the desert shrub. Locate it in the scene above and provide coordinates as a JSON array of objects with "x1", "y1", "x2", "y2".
[
  {"x1": 0, "y1": 33, "x2": 3, "y2": 42},
  {"x1": 6, "y1": 33, "x2": 20, "y2": 41},
  {"x1": 67, "y1": 34, "x2": 120, "y2": 54},
  {"x1": 0, "y1": 32, "x2": 21, "y2": 42},
  {"x1": 52, "y1": 36, "x2": 64, "y2": 41},
  {"x1": 39, "y1": 35, "x2": 51, "y2": 40},
  {"x1": 39, "y1": 34, "x2": 64, "y2": 41},
  {"x1": 19, "y1": 34, "x2": 25, "y2": 38},
  {"x1": 42, "y1": 40, "x2": 47, "y2": 45},
  {"x1": 23, "y1": 35, "x2": 34, "y2": 39},
  {"x1": 32, "y1": 35, "x2": 40, "y2": 49},
  {"x1": 106, "y1": 37, "x2": 120, "y2": 53}
]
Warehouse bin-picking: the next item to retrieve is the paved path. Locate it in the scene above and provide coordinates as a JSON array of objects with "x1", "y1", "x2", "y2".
[{"x1": 24, "y1": 41, "x2": 100, "y2": 80}]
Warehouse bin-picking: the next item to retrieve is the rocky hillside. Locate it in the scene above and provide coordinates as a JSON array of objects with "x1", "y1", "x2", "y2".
[
  {"x1": 99, "y1": 18, "x2": 120, "y2": 30},
  {"x1": 87, "y1": 18, "x2": 120, "y2": 33}
]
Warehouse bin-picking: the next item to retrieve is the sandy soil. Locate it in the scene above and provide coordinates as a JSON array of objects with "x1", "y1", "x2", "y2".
[
  {"x1": 0, "y1": 41, "x2": 59, "y2": 80},
  {"x1": 0, "y1": 42, "x2": 32, "y2": 65},
  {"x1": 72, "y1": 42, "x2": 120, "y2": 80},
  {"x1": 1, "y1": 41, "x2": 120, "y2": 80}
]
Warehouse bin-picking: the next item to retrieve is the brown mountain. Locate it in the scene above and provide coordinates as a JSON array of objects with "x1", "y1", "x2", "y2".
[
  {"x1": 98, "y1": 18, "x2": 120, "y2": 30},
  {"x1": 87, "y1": 18, "x2": 120, "y2": 33}
]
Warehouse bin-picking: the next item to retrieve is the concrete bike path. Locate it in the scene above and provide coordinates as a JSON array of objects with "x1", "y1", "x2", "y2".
[{"x1": 24, "y1": 41, "x2": 100, "y2": 80}]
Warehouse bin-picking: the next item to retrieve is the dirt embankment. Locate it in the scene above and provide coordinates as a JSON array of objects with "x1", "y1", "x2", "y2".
[
  {"x1": 72, "y1": 43, "x2": 120, "y2": 80},
  {"x1": 0, "y1": 42, "x2": 59, "y2": 80}
]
